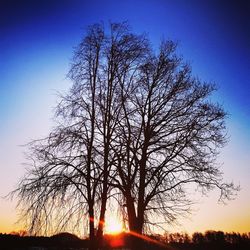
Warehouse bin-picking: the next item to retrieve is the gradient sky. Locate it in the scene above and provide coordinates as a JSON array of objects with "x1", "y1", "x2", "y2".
[{"x1": 0, "y1": 0, "x2": 249, "y2": 234}]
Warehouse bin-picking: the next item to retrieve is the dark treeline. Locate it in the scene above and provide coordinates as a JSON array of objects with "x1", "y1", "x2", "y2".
[
  {"x1": 0, "y1": 232, "x2": 86, "y2": 250},
  {"x1": 157, "y1": 231, "x2": 250, "y2": 250},
  {"x1": 1, "y1": 231, "x2": 250, "y2": 250}
]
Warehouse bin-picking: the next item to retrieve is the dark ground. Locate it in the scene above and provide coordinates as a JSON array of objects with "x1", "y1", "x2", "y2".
[{"x1": 0, "y1": 231, "x2": 250, "y2": 250}]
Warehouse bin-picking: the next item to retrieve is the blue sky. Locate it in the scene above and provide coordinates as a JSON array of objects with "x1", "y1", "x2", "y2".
[{"x1": 0, "y1": 0, "x2": 249, "y2": 234}]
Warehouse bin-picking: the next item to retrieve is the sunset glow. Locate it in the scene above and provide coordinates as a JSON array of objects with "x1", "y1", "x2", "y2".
[{"x1": 105, "y1": 216, "x2": 124, "y2": 234}]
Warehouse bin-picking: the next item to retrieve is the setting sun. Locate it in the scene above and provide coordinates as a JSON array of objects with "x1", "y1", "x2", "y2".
[{"x1": 105, "y1": 216, "x2": 123, "y2": 234}]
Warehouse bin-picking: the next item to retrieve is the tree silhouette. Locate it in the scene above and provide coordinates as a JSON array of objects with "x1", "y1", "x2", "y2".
[
  {"x1": 111, "y1": 33, "x2": 238, "y2": 239},
  {"x1": 13, "y1": 22, "x2": 238, "y2": 250}
]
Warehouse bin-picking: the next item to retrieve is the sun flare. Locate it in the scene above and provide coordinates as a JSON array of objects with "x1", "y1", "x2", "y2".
[{"x1": 105, "y1": 216, "x2": 123, "y2": 234}]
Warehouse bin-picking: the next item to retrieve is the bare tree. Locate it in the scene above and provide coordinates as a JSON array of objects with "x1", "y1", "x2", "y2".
[
  {"x1": 13, "y1": 22, "x2": 237, "y2": 250},
  {"x1": 13, "y1": 22, "x2": 148, "y2": 249},
  {"x1": 115, "y1": 40, "x2": 238, "y2": 238},
  {"x1": 94, "y1": 23, "x2": 148, "y2": 243},
  {"x1": 15, "y1": 24, "x2": 106, "y2": 250}
]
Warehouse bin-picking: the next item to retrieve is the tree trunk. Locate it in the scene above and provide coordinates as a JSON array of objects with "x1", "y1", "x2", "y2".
[
  {"x1": 88, "y1": 202, "x2": 97, "y2": 250},
  {"x1": 96, "y1": 135, "x2": 110, "y2": 246},
  {"x1": 126, "y1": 195, "x2": 137, "y2": 232},
  {"x1": 125, "y1": 191, "x2": 144, "y2": 250},
  {"x1": 96, "y1": 181, "x2": 108, "y2": 247}
]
